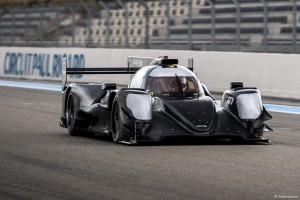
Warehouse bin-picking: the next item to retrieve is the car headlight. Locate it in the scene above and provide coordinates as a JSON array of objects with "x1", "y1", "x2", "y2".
[
  {"x1": 236, "y1": 92, "x2": 263, "y2": 120},
  {"x1": 126, "y1": 93, "x2": 152, "y2": 120}
]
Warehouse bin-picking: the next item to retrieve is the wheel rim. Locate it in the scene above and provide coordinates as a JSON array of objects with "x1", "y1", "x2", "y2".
[
  {"x1": 112, "y1": 103, "x2": 120, "y2": 142},
  {"x1": 67, "y1": 97, "x2": 74, "y2": 129}
]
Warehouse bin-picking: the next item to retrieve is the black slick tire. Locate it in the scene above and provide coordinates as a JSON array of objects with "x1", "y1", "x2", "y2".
[
  {"x1": 111, "y1": 99, "x2": 126, "y2": 143},
  {"x1": 66, "y1": 93, "x2": 80, "y2": 136}
]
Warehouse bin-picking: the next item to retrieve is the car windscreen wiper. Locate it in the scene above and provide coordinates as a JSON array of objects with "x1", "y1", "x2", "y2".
[{"x1": 175, "y1": 73, "x2": 183, "y2": 95}]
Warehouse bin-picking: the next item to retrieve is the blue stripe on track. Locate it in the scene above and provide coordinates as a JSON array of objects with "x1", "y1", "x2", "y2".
[
  {"x1": 0, "y1": 80, "x2": 61, "y2": 91},
  {"x1": 264, "y1": 104, "x2": 300, "y2": 115},
  {"x1": 0, "y1": 80, "x2": 299, "y2": 115}
]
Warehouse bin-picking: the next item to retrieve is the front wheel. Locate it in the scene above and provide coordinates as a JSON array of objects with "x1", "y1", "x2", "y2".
[{"x1": 111, "y1": 100, "x2": 127, "y2": 143}]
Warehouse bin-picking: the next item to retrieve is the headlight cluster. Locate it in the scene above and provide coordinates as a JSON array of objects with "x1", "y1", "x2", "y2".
[
  {"x1": 126, "y1": 94, "x2": 152, "y2": 120},
  {"x1": 236, "y1": 92, "x2": 263, "y2": 120}
]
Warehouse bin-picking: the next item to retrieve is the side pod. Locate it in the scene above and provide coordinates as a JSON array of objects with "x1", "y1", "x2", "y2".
[{"x1": 221, "y1": 82, "x2": 272, "y2": 137}]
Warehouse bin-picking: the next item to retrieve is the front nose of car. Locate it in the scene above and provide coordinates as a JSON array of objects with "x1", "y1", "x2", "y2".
[{"x1": 163, "y1": 96, "x2": 216, "y2": 132}]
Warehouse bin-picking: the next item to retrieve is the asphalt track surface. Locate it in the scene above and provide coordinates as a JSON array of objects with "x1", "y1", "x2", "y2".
[{"x1": 0, "y1": 86, "x2": 299, "y2": 200}]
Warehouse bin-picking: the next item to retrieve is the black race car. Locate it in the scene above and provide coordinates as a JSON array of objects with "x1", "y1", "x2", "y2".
[{"x1": 59, "y1": 56, "x2": 272, "y2": 144}]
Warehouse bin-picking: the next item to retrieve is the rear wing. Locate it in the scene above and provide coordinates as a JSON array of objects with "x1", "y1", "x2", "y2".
[
  {"x1": 127, "y1": 56, "x2": 155, "y2": 68},
  {"x1": 62, "y1": 56, "x2": 194, "y2": 90},
  {"x1": 127, "y1": 56, "x2": 193, "y2": 71},
  {"x1": 61, "y1": 57, "x2": 139, "y2": 90}
]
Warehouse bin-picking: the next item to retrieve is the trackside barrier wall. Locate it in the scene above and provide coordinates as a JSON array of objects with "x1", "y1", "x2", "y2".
[{"x1": 0, "y1": 47, "x2": 299, "y2": 100}]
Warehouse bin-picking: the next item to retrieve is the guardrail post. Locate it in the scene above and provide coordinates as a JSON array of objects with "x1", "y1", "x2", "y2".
[
  {"x1": 64, "y1": 3, "x2": 75, "y2": 47},
  {"x1": 116, "y1": 0, "x2": 129, "y2": 48},
  {"x1": 99, "y1": 1, "x2": 110, "y2": 48},
  {"x1": 79, "y1": 2, "x2": 92, "y2": 47},
  {"x1": 207, "y1": 0, "x2": 215, "y2": 50},
  {"x1": 25, "y1": 8, "x2": 29, "y2": 46},
  {"x1": 290, "y1": 0, "x2": 297, "y2": 53},
  {"x1": 80, "y1": 2, "x2": 92, "y2": 47},
  {"x1": 140, "y1": 0, "x2": 149, "y2": 49},
  {"x1": 36, "y1": 6, "x2": 44, "y2": 47},
  {"x1": 232, "y1": 0, "x2": 240, "y2": 51},
  {"x1": 160, "y1": 0, "x2": 170, "y2": 49},
  {"x1": 11, "y1": 9, "x2": 15, "y2": 46},
  {"x1": 53, "y1": 5, "x2": 60, "y2": 47},
  {"x1": 50, "y1": 4, "x2": 60, "y2": 47},
  {"x1": 187, "y1": 0, "x2": 192, "y2": 50},
  {"x1": 166, "y1": 0, "x2": 171, "y2": 48},
  {"x1": 0, "y1": 7, "x2": 9, "y2": 46},
  {"x1": 260, "y1": 0, "x2": 268, "y2": 52}
]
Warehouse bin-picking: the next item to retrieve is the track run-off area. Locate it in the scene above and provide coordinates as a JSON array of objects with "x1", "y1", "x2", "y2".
[{"x1": 0, "y1": 80, "x2": 299, "y2": 200}]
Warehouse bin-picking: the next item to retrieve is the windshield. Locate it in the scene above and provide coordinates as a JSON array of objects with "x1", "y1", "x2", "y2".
[{"x1": 146, "y1": 76, "x2": 199, "y2": 95}]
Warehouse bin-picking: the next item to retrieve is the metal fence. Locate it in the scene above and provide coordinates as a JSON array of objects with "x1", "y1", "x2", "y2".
[{"x1": 0, "y1": 0, "x2": 299, "y2": 54}]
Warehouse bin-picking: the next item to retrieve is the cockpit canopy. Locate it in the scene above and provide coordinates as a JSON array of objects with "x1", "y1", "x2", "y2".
[{"x1": 128, "y1": 64, "x2": 203, "y2": 96}]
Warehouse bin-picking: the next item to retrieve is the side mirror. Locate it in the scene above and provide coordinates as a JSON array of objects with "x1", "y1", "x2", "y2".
[{"x1": 102, "y1": 83, "x2": 117, "y2": 91}]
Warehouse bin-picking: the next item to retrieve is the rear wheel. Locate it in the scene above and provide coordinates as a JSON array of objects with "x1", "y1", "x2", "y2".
[
  {"x1": 66, "y1": 93, "x2": 80, "y2": 136},
  {"x1": 111, "y1": 100, "x2": 126, "y2": 143}
]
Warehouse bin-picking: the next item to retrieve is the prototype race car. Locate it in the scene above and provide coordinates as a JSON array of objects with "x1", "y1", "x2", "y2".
[{"x1": 59, "y1": 56, "x2": 272, "y2": 144}]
